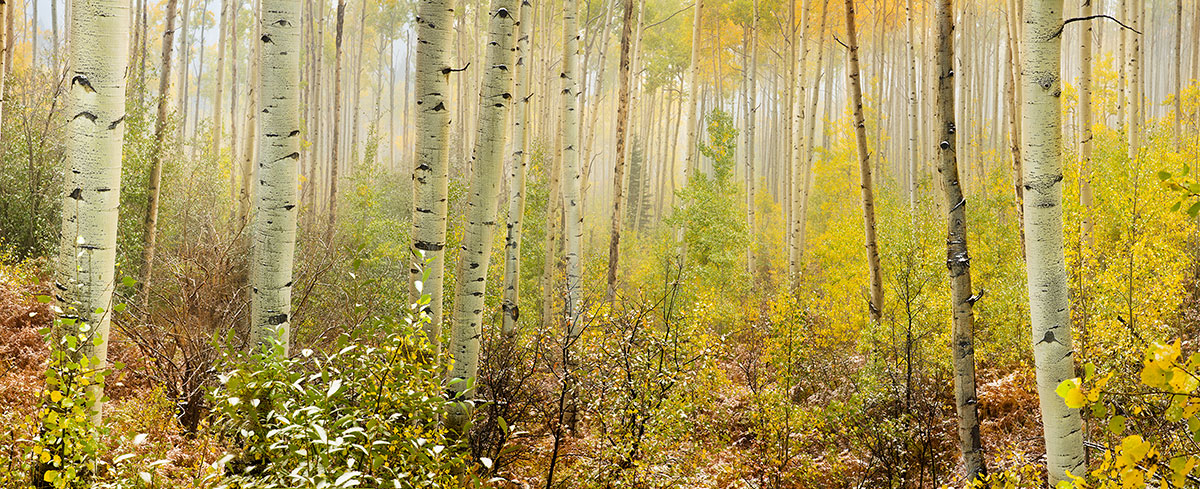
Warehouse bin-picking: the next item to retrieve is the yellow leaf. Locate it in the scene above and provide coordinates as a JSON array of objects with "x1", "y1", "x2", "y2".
[{"x1": 49, "y1": 391, "x2": 63, "y2": 403}]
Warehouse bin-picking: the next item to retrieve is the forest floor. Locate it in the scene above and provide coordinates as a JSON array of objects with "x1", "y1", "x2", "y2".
[{"x1": 0, "y1": 263, "x2": 1049, "y2": 487}]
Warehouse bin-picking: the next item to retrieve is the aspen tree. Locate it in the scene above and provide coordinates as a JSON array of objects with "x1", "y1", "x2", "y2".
[
  {"x1": 561, "y1": 0, "x2": 583, "y2": 329},
  {"x1": 1126, "y1": 0, "x2": 1140, "y2": 159},
  {"x1": 934, "y1": 0, "x2": 986, "y2": 478},
  {"x1": 139, "y1": 0, "x2": 181, "y2": 307},
  {"x1": 446, "y1": 0, "x2": 517, "y2": 433},
  {"x1": 1079, "y1": 0, "x2": 1093, "y2": 247},
  {"x1": 795, "y1": 0, "x2": 827, "y2": 280},
  {"x1": 326, "y1": 0, "x2": 345, "y2": 241},
  {"x1": 411, "y1": 0, "x2": 455, "y2": 347},
  {"x1": 682, "y1": 0, "x2": 702, "y2": 175},
  {"x1": 789, "y1": 0, "x2": 811, "y2": 287},
  {"x1": 744, "y1": 0, "x2": 758, "y2": 276},
  {"x1": 502, "y1": 0, "x2": 533, "y2": 336},
  {"x1": 56, "y1": 0, "x2": 130, "y2": 424},
  {"x1": 1022, "y1": 0, "x2": 1086, "y2": 482},
  {"x1": 177, "y1": 0, "x2": 191, "y2": 141},
  {"x1": 239, "y1": 0, "x2": 263, "y2": 227},
  {"x1": 1173, "y1": 0, "x2": 1181, "y2": 152},
  {"x1": 213, "y1": 0, "x2": 229, "y2": 158},
  {"x1": 904, "y1": 0, "x2": 918, "y2": 214},
  {"x1": 249, "y1": 0, "x2": 301, "y2": 352},
  {"x1": 0, "y1": 0, "x2": 6, "y2": 133},
  {"x1": 1005, "y1": 0, "x2": 1025, "y2": 253},
  {"x1": 606, "y1": 0, "x2": 636, "y2": 299},
  {"x1": 844, "y1": 0, "x2": 883, "y2": 324}
]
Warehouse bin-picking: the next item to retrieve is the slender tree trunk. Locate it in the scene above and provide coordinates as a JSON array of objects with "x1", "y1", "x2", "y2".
[
  {"x1": 238, "y1": 0, "x2": 262, "y2": 226},
  {"x1": 796, "y1": 1, "x2": 827, "y2": 284},
  {"x1": 446, "y1": 0, "x2": 517, "y2": 434},
  {"x1": 325, "y1": 0, "x2": 345, "y2": 241},
  {"x1": 230, "y1": 0, "x2": 241, "y2": 206},
  {"x1": 0, "y1": 0, "x2": 7, "y2": 133},
  {"x1": 1126, "y1": 0, "x2": 1140, "y2": 158},
  {"x1": 844, "y1": 0, "x2": 883, "y2": 324},
  {"x1": 501, "y1": 0, "x2": 533, "y2": 336},
  {"x1": 934, "y1": 0, "x2": 987, "y2": 479},
  {"x1": 411, "y1": 0, "x2": 455, "y2": 347},
  {"x1": 1173, "y1": 0, "x2": 1181, "y2": 151},
  {"x1": 213, "y1": 0, "x2": 229, "y2": 158},
  {"x1": 905, "y1": 0, "x2": 918, "y2": 215},
  {"x1": 51, "y1": 0, "x2": 58, "y2": 68},
  {"x1": 606, "y1": 0, "x2": 635, "y2": 298},
  {"x1": 139, "y1": 0, "x2": 180, "y2": 307},
  {"x1": 1022, "y1": 0, "x2": 1086, "y2": 483},
  {"x1": 249, "y1": 0, "x2": 301, "y2": 352},
  {"x1": 789, "y1": 0, "x2": 811, "y2": 288},
  {"x1": 192, "y1": 0, "x2": 209, "y2": 145},
  {"x1": 1079, "y1": 0, "x2": 1093, "y2": 247},
  {"x1": 561, "y1": 0, "x2": 583, "y2": 330},
  {"x1": 177, "y1": 0, "x2": 191, "y2": 143},
  {"x1": 745, "y1": 0, "x2": 758, "y2": 276},
  {"x1": 682, "y1": 0, "x2": 701, "y2": 175},
  {"x1": 56, "y1": 0, "x2": 130, "y2": 426},
  {"x1": 1005, "y1": 0, "x2": 1025, "y2": 254}
]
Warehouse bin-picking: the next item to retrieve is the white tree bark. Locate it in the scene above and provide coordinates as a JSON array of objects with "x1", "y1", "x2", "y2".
[
  {"x1": 411, "y1": 0, "x2": 455, "y2": 347},
  {"x1": 446, "y1": 0, "x2": 517, "y2": 432},
  {"x1": 1079, "y1": 0, "x2": 1093, "y2": 247},
  {"x1": 249, "y1": 0, "x2": 301, "y2": 353},
  {"x1": 1021, "y1": 0, "x2": 1086, "y2": 483},
  {"x1": 744, "y1": 0, "x2": 757, "y2": 276},
  {"x1": 56, "y1": 0, "x2": 130, "y2": 424},
  {"x1": 501, "y1": 0, "x2": 533, "y2": 336},
  {"x1": 844, "y1": 0, "x2": 883, "y2": 324},
  {"x1": 682, "y1": 0, "x2": 701, "y2": 177},
  {"x1": 561, "y1": 0, "x2": 583, "y2": 332}
]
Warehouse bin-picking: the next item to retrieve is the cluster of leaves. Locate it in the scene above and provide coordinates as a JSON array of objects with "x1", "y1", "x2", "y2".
[
  {"x1": 1056, "y1": 341, "x2": 1200, "y2": 488},
  {"x1": 668, "y1": 109, "x2": 747, "y2": 274},
  {"x1": 206, "y1": 298, "x2": 475, "y2": 488}
]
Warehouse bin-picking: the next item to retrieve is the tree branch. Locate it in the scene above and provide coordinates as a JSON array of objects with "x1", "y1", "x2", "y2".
[{"x1": 1051, "y1": 14, "x2": 1140, "y2": 39}]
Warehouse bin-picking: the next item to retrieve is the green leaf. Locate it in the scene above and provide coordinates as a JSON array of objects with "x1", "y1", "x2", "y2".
[
  {"x1": 1160, "y1": 170, "x2": 1174, "y2": 181},
  {"x1": 1187, "y1": 201, "x2": 1200, "y2": 217},
  {"x1": 114, "y1": 303, "x2": 127, "y2": 313},
  {"x1": 327, "y1": 378, "x2": 343, "y2": 399},
  {"x1": 1109, "y1": 415, "x2": 1126, "y2": 435},
  {"x1": 1184, "y1": 164, "x2": 1192, "y2": 177},
  {"x1": 36, "y1": 295, "x2": 52, "y2": 304},
  {"x1": 1173, "y1": 201, "x2": 1183, "y2": 212},
  {"x1": 122, "y1": 276, "x2": 136, "y2": 288}
]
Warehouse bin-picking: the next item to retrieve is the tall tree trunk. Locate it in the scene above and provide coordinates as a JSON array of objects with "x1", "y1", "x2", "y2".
[
  {"x1": 1005, "y1": 0, "x2": 1025, "y2": 254},
  {"x1": 935, "y1": 0, "x2": 987, "y2": 479},
  {"x1": 561, "y1": 0, "x2": 583, "y2": 330},
  {"x1": 56, "y1": 0, "x2": 130, "y2": 427},
  {"x1": 605, "y1": 0, "x2": 635, "y2": 298},
  {"x1": 1126, "y1": 0, "x2": 1140, "y2": 159},
  {"x1": 177, "y1": 0, "x2": 191, "y2": 143},
  {"x1": 904, "y1": 0, "x2": 918, "y2": 215},
  {"x1": 789, "y1": 0, "x2": 811, "y2": 288},
  {"x1": 501, "y1": 0, "x2": 533, "y2": 336},
  {"x1": 682, "y1": 0, "x2": 701, "y2": 175},
  {"x1": 213, "y1": 0, "x2": 229, "y2": 158},
  {"x1": 231, "y1": 0, "x2": 241, "y2": 206},
  {"x1": 1173, "y1": 0, "x2": 1182, "y2": 151},
  {"x1": 411, "y1": 0, "x2": 455, "y2": 347},
  {"x1": 139, "y1": 0, "x2": 180, "y2": 307},
  {"x1": 446, "y1": 0, "x2": 516, "y2": 434},
  {"x1": 192, "y1": 0, "x2": 209, "y2": 145},
  {"x1": 1079, "y1": 0, "x2": 1093, "y2": 247},
  {"x1": 249, "y1": 0, "x2": 301, "y2": 352},
  {"x1": 1023, "y1": 0, "x2": 1086, "y2": 482},
  {"x1": 50, "y1": 0, "x2": 58, "y2": 68},
  {"x1": 0, "y1": 0, "x2": 7, "y2": 133},
  {"x1": 745, "y1": 0, "x2": 758, "y2": 276},
  {"x1": 238, "y1": 0, "x2": 262, "y2": 226},
  {"x1": 325, "y1": 0, "x2": 345, "y2": 241},
  {"x1": 795, "y1": 0, "x2": 827, "y2": 284},
  {"x1": 844, "y1": 0, "x2": 883, "y2": 324}
]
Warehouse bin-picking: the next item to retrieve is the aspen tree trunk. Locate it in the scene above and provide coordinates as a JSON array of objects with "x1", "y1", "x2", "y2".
[
  {"x1": 56, "y1": 0, "x2": 130, "y2": 425},
  {"x1": 325, "y1": 0, "x2": 345, "y2": 241},
  {"x1": 789, "y1": 0, "x2": 811, "y2": 287},
  {"x1": 239, "y1": 0, "x2": 262, "y2": 227},
  {"x1": 139, "y1": 0, "x2": 180, "y2": 307},
  {"x1": 1005, "y1": 0, "x2": 1025, "y2": 253},
  {"x1": 411, "y1": 0, "x2": 454, "y2": 347},
  {"x1": 796, "y1": 0, "x2": 827, "y2": 281},
  {"x1": 606, "y1": 0, "x2": 635, "y2": 299},
  {"x1": 501, "y1": 0, "x2": 533, "y2": 336},
  {"x1": 935, "y1": 0, "x2": 986, "y2": 478},
  {"x1": 213, "y1": 0, "x2": 229, "y2": 158},
  {"x1": 446, "y1": 0, "x2": 517, "y2": 433},
  {"x1": 1022, "y1": 0, "x2": 1086, "y2": 482},
  {"x1": 1126, "y1": 0, "x2": 1140, "y2": 158},
  {"x1": 682, "y1": 0, "x2": 701, "y2": 175},
  {"x1": 1173, "y1": 0, "x2": 1181, "y2": 151},
  {"x1": 51, "y1": 0, "x2": 58, "y2": 68},
  {"x1": 177, "y1": 0, "x2": 191, "y2": 141},
  {"x1": 350, "y1": 0, "x2": 366, "y2": 167},
  {"x1": 231, "y1": 3, "x2": 241, "y2": 205},
  {"x1": 745, "y1": 0, "x2": 758, "y2": 276},
  {"x1": 192, "y1": 0, "x2": 208, "y2": 143},
  {"x1": 905, "y1": 0, "x2": 918, "y2": 215},
  {"x1": 249, "y1": 0, "x2": 301, "y2": 352},
  {"x1": 0, "y1": 0, "x2": 6, "y2": 133},
  {"x1": 1079, "y1": 0, "x2": 1093, "y2": 247},
  {"x1": 561, "y1": 0, "x2": 583, "y2": 330},
  {"x1": 844, "y1": 0, "x2": 883, "y2": 324}
]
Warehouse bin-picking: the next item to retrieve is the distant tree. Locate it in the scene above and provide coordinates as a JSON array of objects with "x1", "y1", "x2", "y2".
[
  {"x1": 138, "y1": 0, "x2": 181, "y2": 307},
  {"x1": 501, "y1": 0, "x2": 534, "y2": 336},
  {"x1": 669, "y1": 110, "x2": 747, "y2": 270}
]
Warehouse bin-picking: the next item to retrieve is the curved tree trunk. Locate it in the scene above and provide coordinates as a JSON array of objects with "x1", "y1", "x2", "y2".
[
  {"x1": 843, "y1": 0, "x2": 883, "y2": 324},
  {"x1": 446, "y1": 0, "x2": 517, "y2": 434},
  {"x1": 934, "y1": 0, "x2": 986, "y2": 479},
  {"x1": 1022, "y1": 0, "x2": 1086, "y2": 483},
  {"x1": 248, "y1": 0, "x2": 302, "y2": 353},
  {"x1": 56, "y1": 0, "x2": 131, "y2": 425},
  {"x1": 501, "y1": 0, "x2": 534, "y2": 336},
  {"x1": 411, "y1": 0, "x2": 454, "y2": 347},
  {"x1": 138, "y1": 0, "x2": 180, "y2": 307}
]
